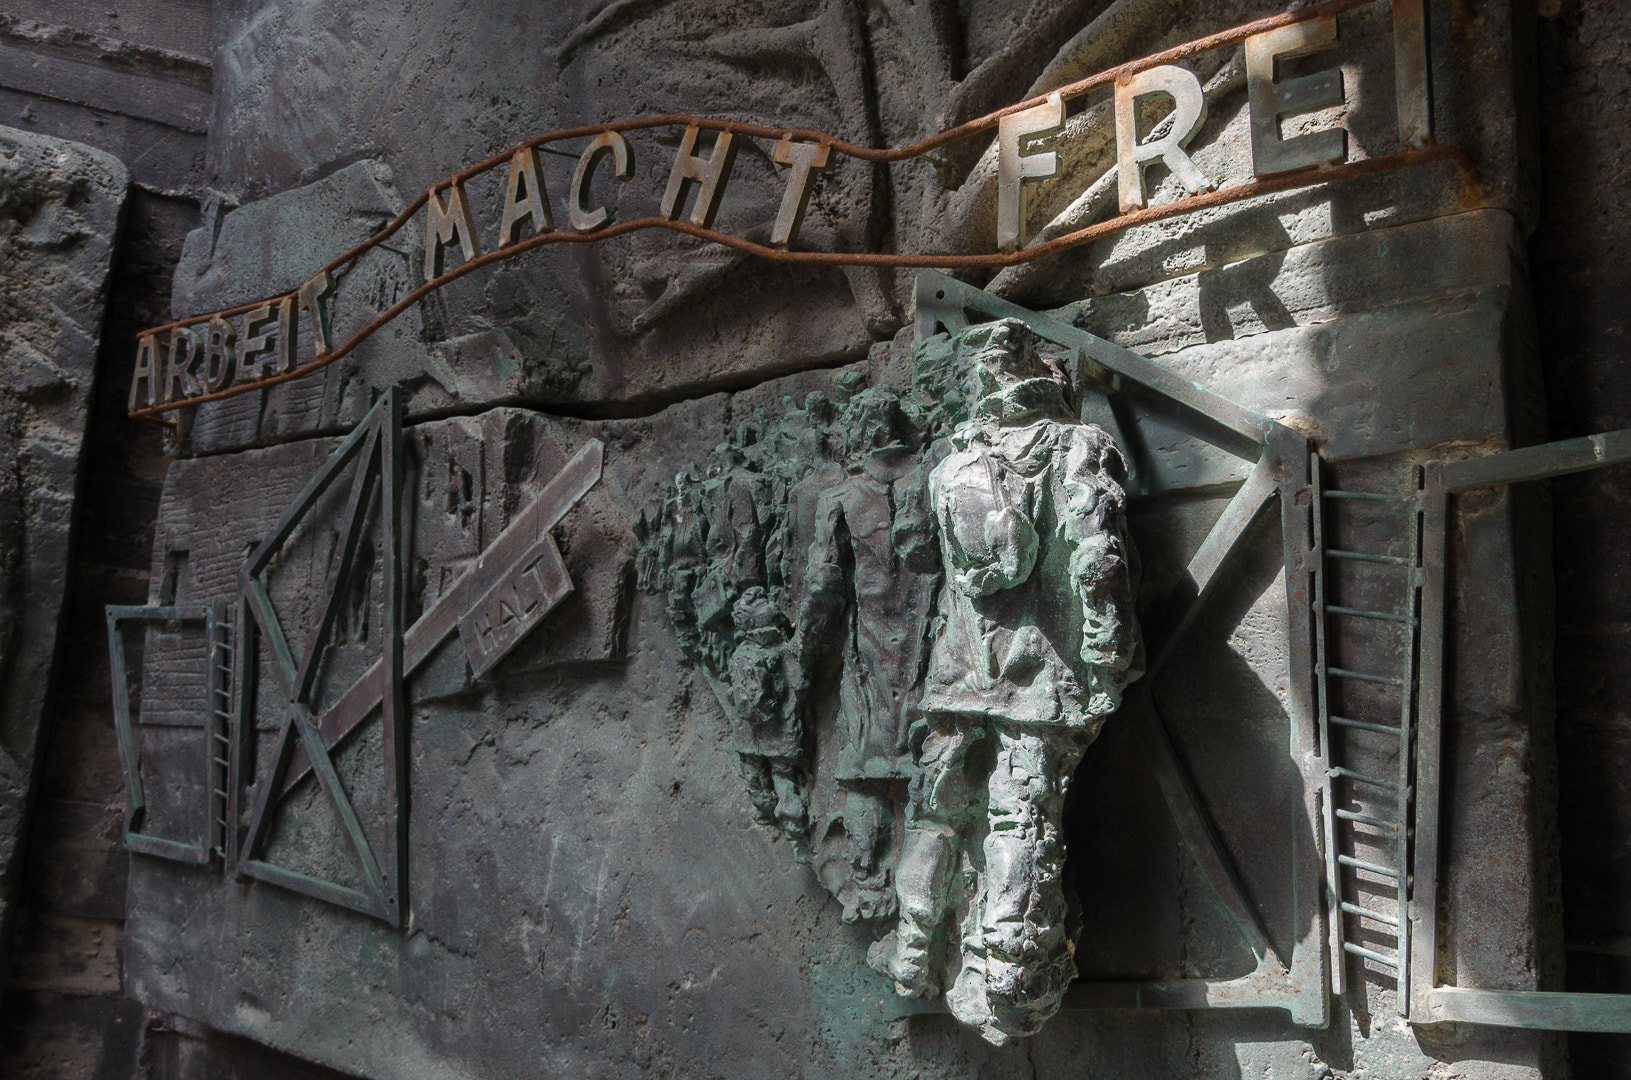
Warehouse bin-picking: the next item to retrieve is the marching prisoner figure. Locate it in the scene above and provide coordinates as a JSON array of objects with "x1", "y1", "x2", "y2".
[{"x1": 870, "y1": 318, "x2": 1143, "y2": 1044}]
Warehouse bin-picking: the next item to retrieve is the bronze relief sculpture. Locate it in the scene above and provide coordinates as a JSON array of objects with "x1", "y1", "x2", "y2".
[{"x1": 639, "y1": 317, "x2": 1142, "y2": 1042}]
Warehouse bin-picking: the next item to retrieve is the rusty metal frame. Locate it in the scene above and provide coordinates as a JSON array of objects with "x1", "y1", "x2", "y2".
[
  {"x1": 106, "y1": 600, "x2": 228, "y2": 865},
  {"x1": 129, "y1": 0, "x2": 1470, "y2": 424},
  {"x1": 1409, "y1": 430, "x2": 1631, "y2": 1032},
  {"x1": 916, "y1": 272, "x2": 1332, "y2": 1026},
  {"x1": 231, "y1": 387, "x2": 407, "y2": 924}
]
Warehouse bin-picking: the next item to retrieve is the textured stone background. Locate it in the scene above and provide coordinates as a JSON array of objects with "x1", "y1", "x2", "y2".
[
  {"x1": 0, "y1": 123, "x2": 126, "y2": 994},
  {"x1": 1530, "y1": 0, "x2": 1631, "y2": 1074},
  {"x1": 0, "y1": 0, "x2": 1628, "y2": 1077}
]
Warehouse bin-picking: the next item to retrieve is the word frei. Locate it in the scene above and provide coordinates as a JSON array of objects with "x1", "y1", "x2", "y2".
[{"x1": 128, "y1": 0, "x2": 1435, "y2": 417}]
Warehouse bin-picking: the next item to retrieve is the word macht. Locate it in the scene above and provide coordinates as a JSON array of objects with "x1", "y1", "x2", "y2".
[{"x1": 128, "y1": 0, "x2": 1435, "y2": 418}]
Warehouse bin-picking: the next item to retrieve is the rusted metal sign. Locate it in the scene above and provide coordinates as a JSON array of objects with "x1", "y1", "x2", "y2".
[{"x1": 126, "y1": 0, "x2": 1456, "y2": 425}]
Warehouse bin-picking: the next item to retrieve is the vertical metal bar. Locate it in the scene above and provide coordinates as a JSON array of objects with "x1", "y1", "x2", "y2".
[
  {"x1": 1392, "y1": 0, "x2": 1431, "y2": 148},
  {"x1": 1395, "y1": 466, "x2": 1425, "y2": 1015},
  {"x1": 105, "y1": 611, "x2": 145, "y2": 844},
  {"x1": 1409, "y1": 464, "x2": 1448, "y2": 1015},
  {"x1": 228, "y1": 593, "x2": 257, "y2": 874},
  {"x1": 1312, "y1": 456, "x2": 1345, "y2": 998},
  {"x1": 380, "y1": 386, "x2": 408, "y2": 926},
  {"x1": 1272, "y1": 431, "x2": 1331, "y2": 1026}
]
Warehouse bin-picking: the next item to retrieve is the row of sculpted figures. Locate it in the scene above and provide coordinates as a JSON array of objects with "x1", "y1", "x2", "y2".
[{"x1": 635, "y1": 318, "x2": 1144, "y2": 1043}]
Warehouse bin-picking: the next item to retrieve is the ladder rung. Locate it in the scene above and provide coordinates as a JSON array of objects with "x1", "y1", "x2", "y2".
[
  {"x1": 1338, "y1": 854, "x2": 1401, "y2": 878},
  {"x1": 1327, "y1": 604, "x2": 1415, "y2": 625},
  {"x1": 213, "y1": 757, "x2": 229, "y2": 768},
  {"x1": 1343, "y1": 942, "x2": 1401, "y2": 968},
  {"x1": 1335, "y1": 807, "x2": 1398, "y2": 830},
  {"x1": 1326, "y1": 667, "x2": 1405, "y2": 687},
  {"x1": 1329, "y1": 715, "x2": 1402, "y2": 735},
  {"x1": 1323, "y1": 490, "x2": 1411, "y2": 503},
  {"x1": 1330, "y1": 766, "x2": 1399, "y2": 791},
  {"x1": 216, "y1": 817, "x2": 229, "y2": 828},
  {"x1": 1340, "y1": 901, "x2": 1401, "y2": 927},
  {"x1": 213, "y1": 732, "x2": 230, "y2": 744},
  {"x1": 216, "y1": 641, "x2": 233, "y2": 653},
  {"x1": 214, "y1": 687, "x2": 231, "y2": 698},
  {"x1": 1328, "y1": 549, "x2": 1413, "y2": 566},
  {"x1": 212, "y1": 788, "x2": 229, "y2": 799},
  {"x1": 214, "y1": 709, "x2": 232, "y2": 720}
]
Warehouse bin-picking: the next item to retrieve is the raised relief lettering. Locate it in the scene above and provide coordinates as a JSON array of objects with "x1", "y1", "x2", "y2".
[
  {"x1": 163, "y1": 325, "x2": 203, "y2": 403},
  {"x1": 660, "y1": 125, "x2": 738, "y2": 228},
  {"x1": 129, "y1": 334, "x2": 161, "y2": 410},
  {"x1": 452, "y1": 441, "x2": 604, "y2": 678},
  {"x1": 275, "y1": 296, "x2": 297, "y2": 372},
  {"x1": 1116, "y1": 64, "x2": 1213, "y2": 213},
  {"x1": 568, "y1": 130, "x2": 633, "y2": 232},
  {"x1": 462, "y1": 546, "x2": 573, "y2": 676},
  {"x1": 997, "y1": 92, "x2": 1064, "y2": 252},
  {"x1": 1245, "y1": 15, "x2": 1347, "y2": 177},
  {"x1": 297, "y1": 271, "x2": 336, "y2": 358},
  {"x1": 471, "y1": 552, "x2": 566, "y2": 659},
  {"x1": 121, "y1": 9, "x2": 1465, "y2": 423},
  {"x1": 203, "y1": 316, "x2": 237, "y2": 393},
  {"x1": 498, "y1": 146, "x2": 553, "y2": 246},
  {"x1": 238, "y1": 304, "x2": 278, "y2": 379},
  {"x1": 424, "y1": 181, "x2": 484, "y2": 280},
  {"x1": 771, "y1": 137, "x2": 830, "y2": 248}
]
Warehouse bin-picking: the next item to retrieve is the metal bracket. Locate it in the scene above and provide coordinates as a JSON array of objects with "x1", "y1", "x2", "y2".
[
  {"x1": 1410, "y1": 430, "x2": 1631, "y2": 1033},
  {"x1": 106, "y1": 600, "x2": 228, "y2": 864}
]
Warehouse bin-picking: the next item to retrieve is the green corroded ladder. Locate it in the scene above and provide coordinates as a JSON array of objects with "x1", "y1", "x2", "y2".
[
  {"x1": 1312, "y1": 464, "x2": 1424, "y2": 1012},
  {"x1": 209, "y1": 606, "x2": 234, "y2": 864}
]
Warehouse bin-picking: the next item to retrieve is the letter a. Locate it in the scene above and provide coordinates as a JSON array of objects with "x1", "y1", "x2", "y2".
[
  {"x1": 129, "y1": 333, "x2": 161, "y2": 409},
  {"x1": 499, "y1": 147, "x2": 552, "y2": 247}
]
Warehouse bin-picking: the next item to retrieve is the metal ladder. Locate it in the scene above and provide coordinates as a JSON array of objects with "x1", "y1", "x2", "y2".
[
  {"x1": 209, "y1": 601, "x2": 233, "y2": 863},
  {"x1": 1313, "y1": 463, "x2": 1423, "y2": 1010}
]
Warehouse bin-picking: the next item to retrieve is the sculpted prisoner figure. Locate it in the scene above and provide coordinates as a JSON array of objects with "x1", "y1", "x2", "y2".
[
  {"x1": 870, "y1": 319, "x2": 1143, "y2": 1044},
  {"x1": 642, "y1": 317, "x2": 1142, "y2": 1042},
  {"x1": 797, "y1": 388, "x2": 941, "y2": 919}
]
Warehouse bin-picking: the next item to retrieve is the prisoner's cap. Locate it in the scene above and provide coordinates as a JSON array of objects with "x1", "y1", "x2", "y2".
[{"x1": 955, "y1": 318, "x2": 1068, "y2": 420}]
